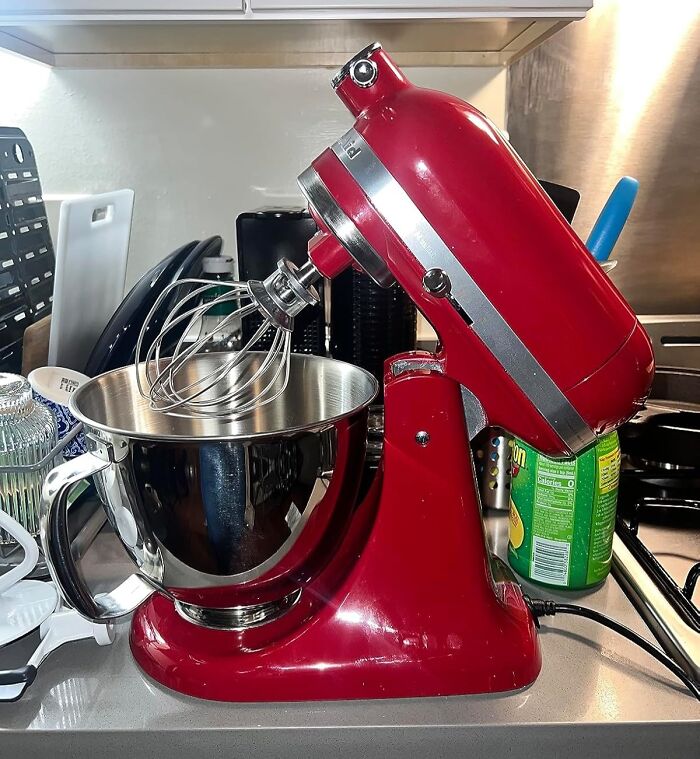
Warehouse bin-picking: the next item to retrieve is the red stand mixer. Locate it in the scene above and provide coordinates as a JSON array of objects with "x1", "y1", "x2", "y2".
[{"x1": 42, "y1": 43, "x2": 654, "y2": 701}]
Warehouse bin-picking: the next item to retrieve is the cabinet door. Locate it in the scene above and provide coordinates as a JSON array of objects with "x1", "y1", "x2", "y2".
[
  {"x1": 0, "y1": 2, "x2": 244, "y2": 12},
  {"x1": 251, "y1": 1, "x2": 586, "y2": 11}
]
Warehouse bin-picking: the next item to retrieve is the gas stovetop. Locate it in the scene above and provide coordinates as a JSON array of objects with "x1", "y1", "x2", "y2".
[
  {"x1": 617, "y1": 463, "x2": 700, "y2": 620},
  {"x1": 613, "y1": 353, "x2": 700, "y2": 685}
]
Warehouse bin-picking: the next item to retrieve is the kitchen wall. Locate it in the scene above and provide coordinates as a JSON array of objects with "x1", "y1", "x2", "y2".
[
  {"x1": 0, "y1": 54, "x2": 506, "y2": 289},
  {"x1": 507, "y1": 0, "x2": 700, "y2": 314}
]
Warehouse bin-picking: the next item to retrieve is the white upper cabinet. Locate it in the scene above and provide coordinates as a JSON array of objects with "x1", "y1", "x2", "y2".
[
  {"x1": 250, "y1": 1, "x2": 590, "y2": 17},
  {"x1": 0, "y1": 2, "x2": 245, "y2": 15},
  {"x1": 0, "y1": 1, "x2": 592, "y2": 68},
  {"x1": 0, "y1": 1, "x2": 590, "y2": 19}
]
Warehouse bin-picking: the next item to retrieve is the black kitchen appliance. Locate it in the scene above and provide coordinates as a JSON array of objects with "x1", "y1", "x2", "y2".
[
  {"x1": 84, "y1": 238, "x2": 210, "y2": 376},
  {"x1": 0, "y1": 128, "x2": 55, "y2": 373},
  {"x1": 330, "y1": 269, "x2": 416, "y2": 398},
  {"x1": 613, "y1": 333, "x2": 700, "y2": 688},
  {"x1": 236, "y1": 208, "x2": 325, "y2": 355}
]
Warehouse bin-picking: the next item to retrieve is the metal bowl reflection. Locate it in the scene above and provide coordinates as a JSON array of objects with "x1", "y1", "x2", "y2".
[{"x1": 50, "y1": 353, "x2": 377, "y2": 616}]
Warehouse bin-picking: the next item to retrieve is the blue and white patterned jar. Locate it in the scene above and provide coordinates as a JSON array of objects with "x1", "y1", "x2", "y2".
[{"x1": 27, "y1": 367, "x2": 87, "y2": 459}]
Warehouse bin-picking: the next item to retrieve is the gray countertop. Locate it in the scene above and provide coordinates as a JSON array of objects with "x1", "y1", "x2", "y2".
[{"x1": 1, "y1": 512, "x2": 698, "y2": 757}]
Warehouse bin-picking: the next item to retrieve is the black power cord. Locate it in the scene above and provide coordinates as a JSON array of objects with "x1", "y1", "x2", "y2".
[{"x1": 524, "y1": 596, "x2": 700, "y2": 702}]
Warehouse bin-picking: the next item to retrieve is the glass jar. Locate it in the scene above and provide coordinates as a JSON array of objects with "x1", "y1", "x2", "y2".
[{"x1": 0, "y1": 373, "x2": 57, "y2": 558}]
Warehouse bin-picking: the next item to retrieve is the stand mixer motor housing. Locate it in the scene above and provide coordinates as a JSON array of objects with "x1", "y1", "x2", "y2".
[{"x1": 294, "y1": 43, "x2": 654, "y2": 460}]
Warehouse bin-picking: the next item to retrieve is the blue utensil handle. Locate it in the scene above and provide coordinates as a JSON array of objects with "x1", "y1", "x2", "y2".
[{"x1": 586, "y1": 176, "x2": 639, "y2": 262}]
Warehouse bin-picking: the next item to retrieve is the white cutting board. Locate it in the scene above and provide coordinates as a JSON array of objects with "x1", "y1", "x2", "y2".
[{"x1": 48, "y1": 189, "x2": 134, "y2": 371}]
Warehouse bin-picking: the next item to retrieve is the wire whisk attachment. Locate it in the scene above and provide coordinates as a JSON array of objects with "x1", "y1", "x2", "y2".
[
  {"x1": 134, "y1": 258, "x2": 321, "y2": 418},
  {"x1": 135, "y1": 278, "x2": 292, "y2": 417}
]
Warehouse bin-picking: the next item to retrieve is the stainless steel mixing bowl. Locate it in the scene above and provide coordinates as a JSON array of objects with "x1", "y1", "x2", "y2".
[{"x1": 41, "y1": 353, "x2": 377, "y2": 629}]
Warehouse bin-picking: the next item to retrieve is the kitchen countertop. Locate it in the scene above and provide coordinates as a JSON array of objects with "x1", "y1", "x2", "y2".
[{"x1": 0, "y1": 512, "x2": 698, "y2": 757}]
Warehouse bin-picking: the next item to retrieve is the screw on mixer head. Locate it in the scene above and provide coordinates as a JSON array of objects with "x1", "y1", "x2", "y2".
[
  {"x1": 422, "y1": 268, "x2": 452, "y2": 298},
  {"x1": 331, "y1": 42, "x2": 382, "y2": 90}
]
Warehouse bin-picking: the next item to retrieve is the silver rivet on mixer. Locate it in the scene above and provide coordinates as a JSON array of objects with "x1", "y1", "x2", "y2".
[
  {"x1": 350, "y1": 58, "x2": 378, "y2": 88},
  {"x1": 415, "y1": 431, "x2": 430, "y2": 446},
  {"x1": 422, "y1": 268, "x2": 451, "y2": 297}
]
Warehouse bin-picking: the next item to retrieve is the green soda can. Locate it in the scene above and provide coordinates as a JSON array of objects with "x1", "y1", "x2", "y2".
[{"x1": 507, "y1": 432, "x2": 621, "y2": 590}]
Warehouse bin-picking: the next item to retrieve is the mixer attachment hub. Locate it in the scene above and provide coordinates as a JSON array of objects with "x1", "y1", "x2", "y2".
[{"x1": 250, "y1": 258, "x2": 321, "y2": 333}]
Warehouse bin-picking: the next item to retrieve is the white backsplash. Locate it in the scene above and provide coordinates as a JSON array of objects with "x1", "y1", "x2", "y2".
[{"x1": 1, "y1": 55, "x2": 506, "y2": 338}]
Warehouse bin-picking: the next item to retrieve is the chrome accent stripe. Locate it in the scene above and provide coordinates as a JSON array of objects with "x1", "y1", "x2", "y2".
[
  {"x1": 297, "y1": 165, "x2": 394, "y2": 288},
  {"x1": 174, "y1": 589, "x2": 302, "y2": 631},
  {"x1": 461, "y1": 385, "x2": 487, "y2": 441},
  {"x1": 391, "y1": 358, "x2": 443, "y2": 377},
  {"x1": 332, "y1": 128, "x2": 595, "y2": 452}
]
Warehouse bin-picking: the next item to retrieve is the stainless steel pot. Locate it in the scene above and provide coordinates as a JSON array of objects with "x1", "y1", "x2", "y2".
[{"x1": 41, "y1": 353, "x2": 377, "y2": 629}]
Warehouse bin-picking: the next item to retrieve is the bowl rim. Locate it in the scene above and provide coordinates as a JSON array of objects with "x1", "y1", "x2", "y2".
[{"x1": 70, "y1": 352, "x2": 379, "y2": 443}]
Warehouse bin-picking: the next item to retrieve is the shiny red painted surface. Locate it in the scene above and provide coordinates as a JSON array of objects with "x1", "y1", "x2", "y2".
[
  {"x1": 128, "y1": 46, "x2": 653, "y2": 701},
  {"x1": 309, "y1": 48, "x2": 654, "y2": 456},
  {"x1": 131, "y1": 363, "x2": 541, "y2": 701},
  {"x1": 307, "y1": 229, "x2": 352, "y2": 279},
  {"x1": 567, "y1": 321, "x2": 655, "y2": 432}
]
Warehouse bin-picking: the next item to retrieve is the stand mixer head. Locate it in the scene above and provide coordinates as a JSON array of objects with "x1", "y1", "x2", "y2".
[
  {"x1": 140, "y1": 42, "x2": 652, "y2": 448},
  {"x1": 257, "y1": 42, "x2": 654, "y2": 458}
]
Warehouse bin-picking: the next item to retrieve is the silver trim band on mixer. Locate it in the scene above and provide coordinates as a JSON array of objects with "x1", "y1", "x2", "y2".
[
  {"x1": 331, "y1": 128, "x2": 596, "y2": 453},
  {"x1": 298, "y1": 165, "x2": 394, "y2": 288},
  {"x1": 174, "y1": 589, "x2": 302, "y2": 631}
]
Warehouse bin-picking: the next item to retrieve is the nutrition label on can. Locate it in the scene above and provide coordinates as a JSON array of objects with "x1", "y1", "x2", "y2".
[
  {"x1": 509, "y1": 433, "x2": 621, "y2": 589},
  {"x1": 532, "y1": 457, "x2": 577, "y2": 542},
  {"x1": 586, "y1": 435, "x2": 621, "y2": 584},
  {"x1": 598, "y1": 446, "x2": 621, "y2": 494}
]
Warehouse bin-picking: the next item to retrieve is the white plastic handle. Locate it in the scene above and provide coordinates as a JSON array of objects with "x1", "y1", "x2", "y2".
[
  {"x1": 0, "y1": 510, "x2": 39, "y2": 596},
  {"x1": 0, "y1": 607, "x2": 115, "y2": 702}
]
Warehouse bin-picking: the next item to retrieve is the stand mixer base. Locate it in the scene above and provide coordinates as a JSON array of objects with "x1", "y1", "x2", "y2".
[
  {"x1": 132, "y1": 577, "x2": 538, "y2": 701},
  {"x1": 131, "y1": 360, "x2": 541, "y2": 701}
]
